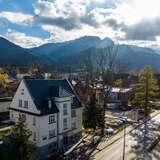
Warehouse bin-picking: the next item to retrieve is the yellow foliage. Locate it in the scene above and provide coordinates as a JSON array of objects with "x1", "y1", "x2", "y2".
[{"x1": 0, "y1": 73, "x2": 9, "y2": 88}]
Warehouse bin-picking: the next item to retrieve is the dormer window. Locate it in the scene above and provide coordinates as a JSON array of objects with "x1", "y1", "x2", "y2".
[{"x1": 48, "y1": 100, "x2": 52, "y2": 108}]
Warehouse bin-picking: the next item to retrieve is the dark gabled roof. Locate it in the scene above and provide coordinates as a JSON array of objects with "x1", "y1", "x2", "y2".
[{"x1": 23, "y1": 79, "x2": 81, "y2": 115}]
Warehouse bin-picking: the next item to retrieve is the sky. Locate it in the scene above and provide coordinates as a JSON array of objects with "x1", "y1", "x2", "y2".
[{"x1": 1, "y1": 0, "x2": 160, "y2": 49}]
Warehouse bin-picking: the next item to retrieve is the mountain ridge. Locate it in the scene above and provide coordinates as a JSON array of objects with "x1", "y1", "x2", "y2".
[
  {"x1": 1, "y1": 36, "x2": 160, "y2": 71},
  {"x1": 0, "y1": 37, "x2": 51, "y2": 66}
]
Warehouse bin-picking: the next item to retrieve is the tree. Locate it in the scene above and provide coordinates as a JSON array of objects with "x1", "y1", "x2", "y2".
[
  {"x1": 95, "y1": 45, "x2": 119, "y2": 135},
  {"x1": 133, "y1": 66, "x2": 159, "y2": 116},
  {"x1": 114, "y1": 79, "x2": 123, "y2": 87},
  {"x1": 133, "y1": 66, "x2": 159, "y2": 158},
  {"x1": 82, "y1": 44, "x2": 119, "y2": 135},
  {"x1": 2, "y1": 120, "x2": 36, "y2": 160},
  {"x1": 0, "y1": 73, "x2": 9, "y2": 88},
  {"x1": 83, "y1": 93, "x2": 97, "y2": 131},
  {"x1": 83, "y1": 92, "x2": 105, "y2": 136}
]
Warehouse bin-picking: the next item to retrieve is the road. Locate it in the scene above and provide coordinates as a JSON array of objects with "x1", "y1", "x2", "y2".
[{"x1": 92, "y1": 111, "x2": 160, "y2": 160}]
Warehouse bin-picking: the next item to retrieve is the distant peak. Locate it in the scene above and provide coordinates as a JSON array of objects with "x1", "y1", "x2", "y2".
[{"x1": 77, "y1": 35, "x2": 101, "y2": 41}]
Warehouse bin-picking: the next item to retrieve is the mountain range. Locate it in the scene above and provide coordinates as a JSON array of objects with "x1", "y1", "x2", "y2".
[
  {"x1": 0, "y1": 37, "x2": 51, "y2": 66},
  {"x1": 1, "y1": 36, "x2": 160, "y2": 71}
]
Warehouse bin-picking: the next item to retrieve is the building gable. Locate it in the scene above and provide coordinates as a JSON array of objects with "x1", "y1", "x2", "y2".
[{"x1": 10, "y1": 80, "x2": 40, "y2": 115}]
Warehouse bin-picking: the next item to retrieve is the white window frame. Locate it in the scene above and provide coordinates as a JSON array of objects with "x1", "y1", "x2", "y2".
[
  {"x1": 48, "y1": 115, "x2": 55, "y2": 124},
  {"x1": 49, "y1": 129, "x2": 56, "y2": 139},
  {"x1": 33, "y1": 116, "x2": 36, "y2": 126},
  {"x1": 71, "y1": 122, "x2": 76, "y2": 129},
  {"x1": 63, "y1": 103, "x2": 68, "y2": 115},
  {"x1": 63, "y1": 118, "x2": 68, "y2": 130},
  {"x1": 71, "y1": 110, "x2": 76, "y2": 118},
  {"x1": 24, "y1": 100, "x2": 28, "y2": 108},
  {"x1": 19, "y1": 100, "x2": 22, "y2": 107}
]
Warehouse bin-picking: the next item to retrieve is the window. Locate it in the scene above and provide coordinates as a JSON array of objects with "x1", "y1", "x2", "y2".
[
  {"x1": 71, "y1": 122, "x2": 76, "y2": 129},
  {"x1": 33, "y1": 117, "x2": 36, "y2": 126},
  {"x1": 63, "y1": 118, "x2": 68, "y2": 130},
  {"x1": 19, "y1": 100, "x2": 22, "y2": 107},
  {"x1": 71, "y1": 110, "x2": 76, "y2": 118},
  {"x1": 24, "y1": 100, "x2": 28, "y2": 108},
  {"x1": 49, "y1": 130, "x2": 56, "y2": 139},
  {"x1": 63, "y1": 103, "x2": 67, "y2": 115},
  {"x1": 48, "y1": 115, "x2": 55, "y2": 124},
  {"x1": 33, "y1": 132, "x2": 36, "y2": 141}
]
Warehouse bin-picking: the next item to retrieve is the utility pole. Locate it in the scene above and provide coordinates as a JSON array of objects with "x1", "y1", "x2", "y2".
[
  {"x1": 122, "y1": 124, "x2": 126, "y2": 160},
  {"x1": 143, "y1": 71, "x2": 149, "y2": 159}
]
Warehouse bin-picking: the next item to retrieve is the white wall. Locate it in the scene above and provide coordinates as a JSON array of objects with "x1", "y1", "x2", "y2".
[
  {"x1": 10, "y1": 110, "x2": 58, "y2": 147},
  {"x1": 37, "y1": 114, "x2": 57, "y2": 147},
  {"x1": 55, "y1": 97, "x2": 72, "y2": 134},
  {"x1": 72, "y1": 107, "x2": 82, "y2": 133},
  {"x1": 10, "y1": 80, "x2": 40, "y2": 114}
]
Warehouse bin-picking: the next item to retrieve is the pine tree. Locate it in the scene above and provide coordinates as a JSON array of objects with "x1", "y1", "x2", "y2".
[
  {"x1": 2, "y1": 120, "x2": 36, "y2": 160},
  {"x1": 133, "y1": 66, "x2": 159, "y2": 158},
  {"x1": 83, "y1": 93, "x2": 97, "y2": 131},
  {"x1": 133, "y1": 66, "x2": 159, "y2": 116}
]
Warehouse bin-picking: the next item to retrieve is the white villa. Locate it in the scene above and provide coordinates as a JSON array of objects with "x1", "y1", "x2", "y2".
[{"x1": 9, "y1": 79, "x2": 82, "y2": 157}]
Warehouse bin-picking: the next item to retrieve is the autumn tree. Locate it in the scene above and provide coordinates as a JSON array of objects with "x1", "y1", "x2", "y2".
[
  {"x1": 114, "y1": 79, "x2": 123, "y2": 87},
  {"x1": 0, "y1": 73, "x2": 9, "y2": 88}
]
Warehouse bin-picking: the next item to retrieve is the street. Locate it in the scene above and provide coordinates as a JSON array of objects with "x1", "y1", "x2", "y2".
[{"x1": 92, "y1": 111, "x2": 160, "y2": 160}]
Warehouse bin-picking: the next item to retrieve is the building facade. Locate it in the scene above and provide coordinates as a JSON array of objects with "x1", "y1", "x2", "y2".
[{"x1": 10, "y1": 79, "x2": 82, "y2": 157}]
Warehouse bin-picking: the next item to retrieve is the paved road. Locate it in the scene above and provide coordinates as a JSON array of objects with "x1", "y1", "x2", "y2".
[{"x1": 92, "y1": 112, "x2": 160, "y2": 160}]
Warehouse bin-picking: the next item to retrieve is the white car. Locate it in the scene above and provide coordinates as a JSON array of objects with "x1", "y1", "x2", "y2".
[
  {"x1": 105, "y1": 127, "x2": 115, "y2": 134},
  {"x1": 115, "y1": 119, "x2": 124, "y2": 125},
  {"x1": 119, "y1": 116, "x2": 128, "y2": 122}
]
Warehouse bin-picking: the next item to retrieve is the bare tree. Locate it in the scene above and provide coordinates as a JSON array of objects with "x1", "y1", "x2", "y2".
[{"x1": 95, "y1": 44, "x2": 119, "y2": 135}]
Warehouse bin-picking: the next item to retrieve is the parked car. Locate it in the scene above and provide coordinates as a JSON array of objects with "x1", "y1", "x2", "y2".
[
  {"x1": 105, "y1": 127, "x2": 115, "y2": 134},
  {"x1": 119, "y1": 116, "x2": 128, "y2": 122},
  {"x1": 115, "y1": 119, "x2": 124, "y2": 125}
]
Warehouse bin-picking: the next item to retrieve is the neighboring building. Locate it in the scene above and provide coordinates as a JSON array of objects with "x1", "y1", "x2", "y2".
[
  {"x1": 108, "y1": 87, "x2": 133, "y2": 106},
  {"x1": 16, "y1": 73, "x2": 31, "y2": 80},
  {"x1": 9, "y1": 79, "x2": 82, "y2": 157}
]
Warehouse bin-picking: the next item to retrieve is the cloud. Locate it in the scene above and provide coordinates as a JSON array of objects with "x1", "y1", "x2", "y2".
[
  {"x1": 0, "y1": 11, "x2": 34, "y2": 26},
  {"x1": 5, "y1": 29, "x2": 48, "y2": 48},
  {"x1": 34, "y1": 0, "x2": 116, "y2": 30},
  {"x1": 41, "y1": 23, "x2": 115, "y2": 43},
  {"x1": 123, "y1": 18, "x2": 160, "y2": 41},
  {"x1": 2, "y1": 0, "x2": 160, "y2": 49},
  {"x1": 34, "y1": 15, "x2": 82, "y2": 30}
]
